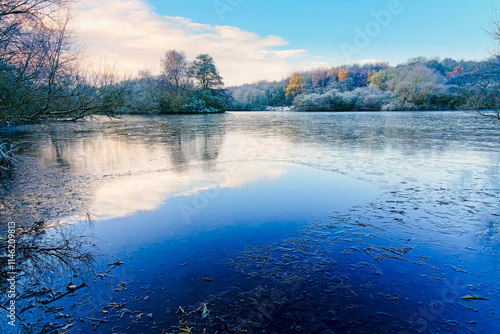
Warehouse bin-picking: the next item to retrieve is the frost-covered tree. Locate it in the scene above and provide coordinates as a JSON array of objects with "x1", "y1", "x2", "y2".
[
  {"x1": 386, "y1": 64, "x2": 446, "y2": 107},
  {"x1": 156, "y1": 52, "x2": 228, "y2": 113},
  {"x1": 190, "y1": 54, "x2": 224, "y2": 91},
  {"x1": 160, "y1": 50, "x2": 192, "y2": 95},
  {"x1": 0, "y1": 0, "x2": 129, "y2": 121},
  {"x1": 452, "y1": 10, "x2": 500, "y2": 120}
]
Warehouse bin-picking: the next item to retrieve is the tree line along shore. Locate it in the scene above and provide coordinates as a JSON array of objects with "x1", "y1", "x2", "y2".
[{"x1": 1, "y1": 1, "x2": 500, "y2": 123}]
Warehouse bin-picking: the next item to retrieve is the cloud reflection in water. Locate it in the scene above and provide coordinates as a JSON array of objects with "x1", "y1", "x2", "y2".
[{"x1": 91, "y1": 162, "x2": 287, "y2": 220}]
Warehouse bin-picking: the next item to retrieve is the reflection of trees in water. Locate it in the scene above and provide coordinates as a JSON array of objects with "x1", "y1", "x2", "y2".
[
  {"x1": 0, "y1": 116, "x2": 227, "y2": 224},
  {"x1": 4, "y1": 113, "x2": 499, "y2": 176},
  {"x1": 48, "y1": 129, "x2": 72, "y2": 170},
  {"x1": 237, "y1": 112, "x2": 500, "y2": 155},
  {"x1": 0, "y1": 220, "x2": 99, "y2": 285},
  {"x1": 0, "y1": 219, "x2": 100, "y2": 332},
  {"x1": 2, "y1": 115, "x2": 227, "y2": 175},
  {"x1": 1, "y1": 113, "x2": 499, "y2": 224},
  {"x1": 163, "y1": 115, "x2": 226, "y2": 166},
  {"x1": 257, "y1": 112, "x2": 461, "y2": 153}
]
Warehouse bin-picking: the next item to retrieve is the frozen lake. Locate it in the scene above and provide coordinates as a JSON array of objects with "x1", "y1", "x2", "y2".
[{"x1": 1, "y1": 111, "x2": 499, "y2": 333}]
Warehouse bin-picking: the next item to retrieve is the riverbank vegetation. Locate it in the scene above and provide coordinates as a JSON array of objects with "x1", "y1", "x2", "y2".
[
  {"x1": 229, "y1": 56, "x2": 500, "y2": 113},
  {"x1": 0, "y1": 1, "x2": 498, "y2": 121},
  {"x1": 0, "y1": 1, "x2": 230, "y2": 123},
  {"x1": 124, "y1": 51, "x2": 231, "y2": 114},
  {"x1": 0, "y1": 0, "x2": 129, "y2": 122},
  {"x1": 229, "y1": 11, "x2": 500, "y2": 114}
]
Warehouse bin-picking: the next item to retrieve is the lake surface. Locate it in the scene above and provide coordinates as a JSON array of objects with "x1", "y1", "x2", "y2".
[{"x1": 0, "y1": 111, "x2": 499, "y2": 333}]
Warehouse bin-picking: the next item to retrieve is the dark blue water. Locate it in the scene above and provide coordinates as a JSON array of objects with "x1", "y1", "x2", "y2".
[{"x1": 0, "y1": 112, "x2": 499, "y2": 333}]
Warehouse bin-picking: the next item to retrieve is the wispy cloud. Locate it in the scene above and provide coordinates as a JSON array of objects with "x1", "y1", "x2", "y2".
[
  {"x1": 72, "y1": 0, "x2": 316, "y2": 85},
  {"x1": 356, "y1": 58, "x2": 386, "y2": 65}
]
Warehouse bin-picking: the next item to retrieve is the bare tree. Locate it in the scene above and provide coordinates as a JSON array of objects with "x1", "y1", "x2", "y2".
[
  {"x1": 488, "y1": 9, "x2": 500, "y2": 65},
  {"x1": 0, "y1": 0, "x2": 129, "y2": 122},
  {"x1": 160, "y1": 50, "x2": 191, "y2": 95},
  {"x1": 454, "y1": 67, "x2": 500, "y2": 120},
  {"x1": 0, "y1": 0, "x2": 68, "y2": 59},
  {"x1": 456, "y1": 10, "x2": 500, "y2": 121},
  {"x1": 158, "y1": 50, "x2": 194, "y2": 112}
]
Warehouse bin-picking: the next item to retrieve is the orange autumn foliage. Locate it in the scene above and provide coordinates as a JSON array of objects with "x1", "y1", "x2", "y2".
[
  {"x1": 338, "y1": 69, "x2": 349, "y2": 82},
  {"x1": 284, "y1": 73, "x2": 306, "y2": 99}
]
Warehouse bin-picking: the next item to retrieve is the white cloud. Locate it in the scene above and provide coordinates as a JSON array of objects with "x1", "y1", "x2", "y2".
[
  {"x1": 331, "y1": 57, "x2": 386, "y2": 66},
  {"x1": 91, "y1": 162, "x2": 287, "y2": 220},
  {"x1": 356, "y1": 58, "x2": 386, "y2": 65},
  {"x1": 72, "y1": 0, "x2": 317, "y2": 85}
]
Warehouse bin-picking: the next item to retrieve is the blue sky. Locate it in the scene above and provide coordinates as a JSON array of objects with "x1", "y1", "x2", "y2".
[
  {"x1": 74, "y1": 0, "x2": 497, "y2": 85},
  {"x1": 147, "y1": 0, "x2": 495, "y2": 62}
]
